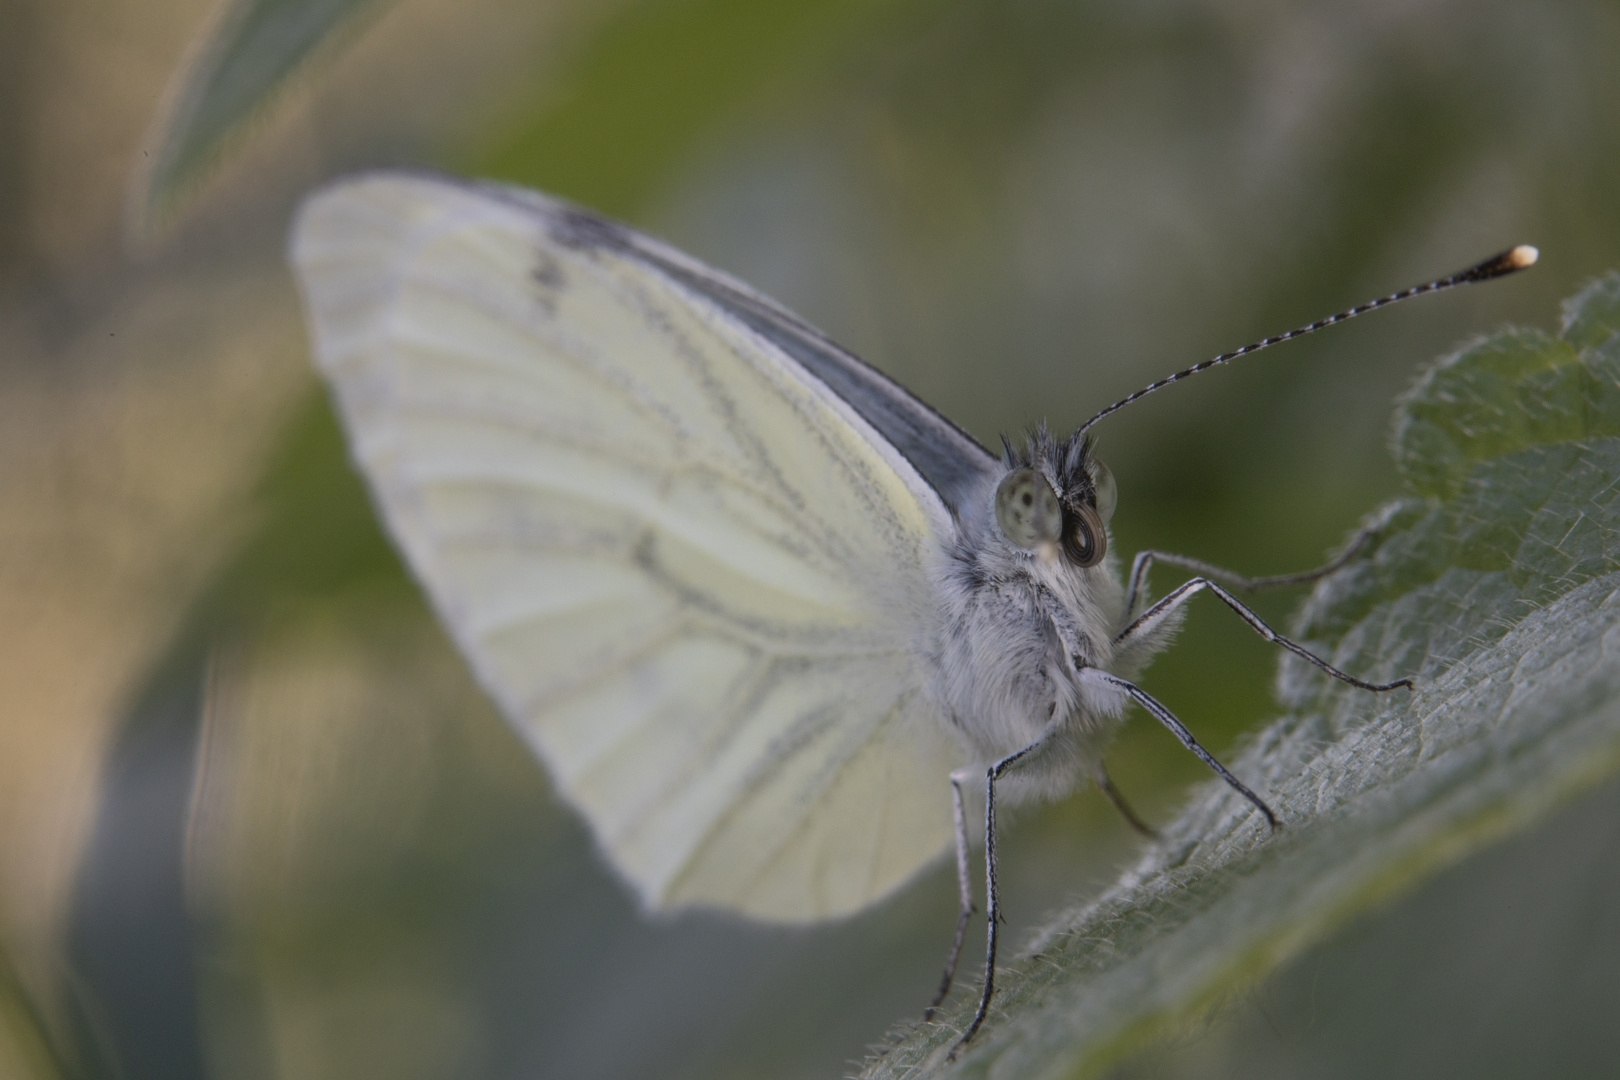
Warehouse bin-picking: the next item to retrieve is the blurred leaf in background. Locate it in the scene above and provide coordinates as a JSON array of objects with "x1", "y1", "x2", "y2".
[
  {"x1": 3, "y1": 0, "x2": 1620, "y2": 1078},
  {"x1": 133, "y1": 0, "x2": 398, "y2": 232}
]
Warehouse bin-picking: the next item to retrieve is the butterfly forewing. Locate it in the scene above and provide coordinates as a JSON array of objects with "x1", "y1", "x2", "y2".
[{"x1": 291, "y1": 173, "x2": 968, "y2": 920}]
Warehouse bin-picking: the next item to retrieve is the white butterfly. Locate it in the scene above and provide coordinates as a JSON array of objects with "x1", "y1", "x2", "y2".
[{"x1": 289, "y1": 171, "x2": 1531, "y2": 1046}]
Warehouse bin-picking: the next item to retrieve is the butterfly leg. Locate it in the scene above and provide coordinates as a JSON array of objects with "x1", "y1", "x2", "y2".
[
  {"x1": 1093, "y1": 762, "x2": 1158, "y2": 839},
  {"x1": 1123, "y1": 504, "x2": 1399, "y2": 617},
  {"x1": 1117, "y1": 576, "x2": 1414, "y2": 693},
  {"x1": 1082, "y1": 668, "x2": 1277, "y2": 829},
  {"x1": 926, "y1": 768, "x2": 978, "y2": 1020},
  {"x1": 950, "y1": 721, "x2": 1064, "y2": 1056}
]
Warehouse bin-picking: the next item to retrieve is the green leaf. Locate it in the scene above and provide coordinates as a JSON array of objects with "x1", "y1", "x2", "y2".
[
  {"x1": 133, "y1": 0, "x2": 393, "y2": 231},
  {"x1": 863, "y1": 272, "x2": 1620, "y2": 1080}
]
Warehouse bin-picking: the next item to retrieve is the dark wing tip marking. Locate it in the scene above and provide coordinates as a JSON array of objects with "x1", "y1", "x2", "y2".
[
  {"x1": 481, "y1": 177, "x2": 998, "y2": 518},
  {"x1": 548, "y1": 205, "x2": 633, "y2": 253}
]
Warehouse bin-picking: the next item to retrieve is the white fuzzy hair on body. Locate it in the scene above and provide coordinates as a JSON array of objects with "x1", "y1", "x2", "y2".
[{"x1": 925, "y1": 426, "x2": 1182, "y2": 805}]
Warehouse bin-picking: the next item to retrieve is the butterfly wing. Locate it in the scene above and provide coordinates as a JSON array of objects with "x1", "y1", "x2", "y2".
[
  {"x1": 290, "y1": 172, "x2": 985, "y2": 921},
  {"x1": 498, "y1": 185, "x2": 1003, "y2": 518}
]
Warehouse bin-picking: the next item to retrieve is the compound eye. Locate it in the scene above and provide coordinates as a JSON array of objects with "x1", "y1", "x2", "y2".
[
  {"x1": 1091, "y1": 459, "x2": 1117, "y2": 523},
  {"x1": 1063, "y1": 503, "x2": 1107, "y2": 568},
  {"x1": 995, "y1": 468, "x2": 1063, "y2": 549}
]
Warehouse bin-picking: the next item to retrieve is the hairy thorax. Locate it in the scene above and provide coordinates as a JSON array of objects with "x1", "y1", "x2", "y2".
[{"x1": 924, "y1": 518, "x2": 1132, "y2": 803}]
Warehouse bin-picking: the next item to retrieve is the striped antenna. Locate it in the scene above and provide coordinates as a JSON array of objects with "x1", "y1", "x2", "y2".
[{"x1": 1076, "y1": 244, "x2": 1539, "y2": 436}]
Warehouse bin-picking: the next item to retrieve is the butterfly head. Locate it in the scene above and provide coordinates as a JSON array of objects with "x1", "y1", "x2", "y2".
[{"x1": 993, "y1": 426, "x2": 1115, "y2": 569}]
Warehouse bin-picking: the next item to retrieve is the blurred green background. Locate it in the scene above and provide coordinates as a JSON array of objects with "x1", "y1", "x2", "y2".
[{"x1": 2, "y1": 1, "x2": 1618, "y2": 1077}]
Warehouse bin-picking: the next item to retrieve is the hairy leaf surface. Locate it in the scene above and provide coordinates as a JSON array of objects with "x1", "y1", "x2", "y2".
[{"x1": 864, "y1": 273, "x2": 1620, "y2": 1079}]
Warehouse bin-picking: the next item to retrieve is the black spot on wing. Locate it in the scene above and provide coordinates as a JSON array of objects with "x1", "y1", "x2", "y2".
[
  {"x1": 531, "y1": 252, "x2": 566, "y2": 315},
  {"x1": 532, "y1": 252, "x2": 565, "y2": 289}
]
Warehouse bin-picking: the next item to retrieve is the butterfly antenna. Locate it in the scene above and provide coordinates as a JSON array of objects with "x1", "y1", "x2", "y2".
[{"x1": 1076, "y1": 244, "x2": 1539, "y2": 436}]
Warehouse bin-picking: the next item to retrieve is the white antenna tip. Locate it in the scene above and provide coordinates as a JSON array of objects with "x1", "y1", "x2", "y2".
[{"x1": 1509, "y1": 244, "x2": 1539, "y2": 269}]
